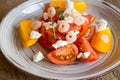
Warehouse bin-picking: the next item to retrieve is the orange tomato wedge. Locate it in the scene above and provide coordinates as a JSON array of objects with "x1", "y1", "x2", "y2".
[
  {"x1": 91, "y1": 27, "x2": 112, "y2": 53},
  {"x1": 50, "y1": 0, "x2": 87, "y2": 12},
  {"x1": 19, "y1": 20, "x2": 38, "y2": 48}
]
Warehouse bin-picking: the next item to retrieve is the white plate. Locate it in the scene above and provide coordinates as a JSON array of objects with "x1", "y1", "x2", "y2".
[{"x1": 0, "y1": 0, "x2": 120, "y2": 79}]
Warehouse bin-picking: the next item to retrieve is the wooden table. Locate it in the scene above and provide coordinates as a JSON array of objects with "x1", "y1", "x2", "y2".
[{"x1": 0, "y1": 0, "x2": 120, "y2": 80}]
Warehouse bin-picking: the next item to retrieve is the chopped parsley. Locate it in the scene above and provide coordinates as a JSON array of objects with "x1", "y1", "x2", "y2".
[
  {"x1": 59, "y1": 11, "x2": 64, "y2": 19},
  {"x1": 55, "y1": 6, "x2": 64, "y2": 20},
  {"x1": 55, "y1": 6, "x2": 60, "y2": 13},
  {"x1": 50, "y1": 22, "x2": 55, "y2": 26},
  {"x1": 50, "y1": 22, "x2": 56, "y2": 40}
]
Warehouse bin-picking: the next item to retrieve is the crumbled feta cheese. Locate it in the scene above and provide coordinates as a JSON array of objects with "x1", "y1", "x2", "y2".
[
  {"x1": 64, "y1": 16, "x2": 73, "y2": 23},
  {"x1": 66, "y1": 0, "x2": 74, "y2": 9},
  {"x1": 43, "y1": 12, "x2": 48, "y2": 20},
  {"x1": 43, "y1": 22, "x2": 57, "y2": 30},
  {"x1": 30, "y1": 31, "x2": 42, "y2": 39},
  {"x1": 33, "y1": 51, "x2": 44, "y2": 63},
  {"x1": 82, "y1": 52, "x2": 91, "y2": 59},
  {"x1": 97, "y1": 19, "x2": 108, "y2": 32},
  {"x1": 52, "y1": 40, "x2": 68, "y2": 49},
  {"x1": 74, "y1": 31, "x2": 80, "y2": 35},
  {"x1": 77, "y1": 52, "x2": 83, "y2": 59}
]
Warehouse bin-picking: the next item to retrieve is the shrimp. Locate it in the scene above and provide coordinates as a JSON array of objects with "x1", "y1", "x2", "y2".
[
  {"x1": 31, "y1": 20, "x2": 42, "y2": 30},
  {"x1": 58, "y1": 20, "x2": 70, "y2": 33},
  {"x1": 73, "y1": 16, "x2": 85, "y2": 26},
  {"x1": 43, "y1": 12, "x2": 48, "y2": 20},
  {"x1": 64, "y1": 9, "x2": 84, "y2": 26},
  {"x1": 66, "y1": 30, "x2": 77, "y2": 43},
  {"x1": 47, "y1": 6, "x2": 56, "y2": 18}
]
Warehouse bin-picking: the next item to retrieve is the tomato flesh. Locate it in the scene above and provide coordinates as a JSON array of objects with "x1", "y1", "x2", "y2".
[
  {"x1": 69, "y1": 23, "x2": 81, "y2": 32},
  {"x1": 47, "y1": 44, "x2": 78, "y2": 65},
  {"x1": 84, "y1": 14, "x2": 91, "y2": 25},
  {"x1": 84, "y1": 14, "x2": 96, "y2": 25},
  {"x1": 84, "y1": 26, "x2": 96, "y2": 41},
  {"x1": 39, "y1": 37, "x2": 54, "y2": 51},
  {"x1": 77, "y1": 22, "x2": 88, "y2": 39},
  {"x1": 76, "y1": 38, "x2": 98, "y2": 62}
]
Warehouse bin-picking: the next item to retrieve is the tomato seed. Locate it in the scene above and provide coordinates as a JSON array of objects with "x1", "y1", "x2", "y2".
[
  {"x1": 60, "y1": 56, "x2": 64, "y2": 60},
  {"x1": 66, "y1": 56, "x2": 70, "y2": 60}
]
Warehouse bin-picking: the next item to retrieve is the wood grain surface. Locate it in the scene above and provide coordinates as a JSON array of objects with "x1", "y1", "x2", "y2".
[{"x1": 0, "y1": 0, "x2": 120, "y2": 80}]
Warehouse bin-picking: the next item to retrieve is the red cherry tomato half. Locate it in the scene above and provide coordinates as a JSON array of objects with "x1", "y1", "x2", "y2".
[
  {"x1": 47, "y1": 44, "x2": 79, "y2": 65},
  {"x1": 77, "y1": 38, "x2": 98, "y2": 62}
]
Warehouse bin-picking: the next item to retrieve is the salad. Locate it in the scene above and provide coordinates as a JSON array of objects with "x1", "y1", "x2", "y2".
[{"x1": 19, "y1": 0, "x2": 112, "y2": 65}]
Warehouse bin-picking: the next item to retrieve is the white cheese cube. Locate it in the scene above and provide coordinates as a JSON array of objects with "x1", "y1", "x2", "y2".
[
  {"x1": 97, "y1": 19, "x2": 108, "y2": 32},
  {"x1": 30, "y1": 31, "x2": 42, "y2": 39},
  {"x1": 82, "y1": 52, "x2": 91, "y2": 59},
  {"x1": 64, "y1": 16, "x2": 73, "y2": 23},
  {"x1": 43, "y1": 22, "x2": 57, "y2": 30},
  {"x1": 74, "y1": 31, "x2": 80, "y2": 35},
  {"x1": 33, "y1": 51, "x2": 44, "y2": 63},
  {"x1": 52, "y1": 40, "x2": 68, "y2": 49},
  {"x1": 77, "y1": 52, "x2": 83, "y2": 59}
]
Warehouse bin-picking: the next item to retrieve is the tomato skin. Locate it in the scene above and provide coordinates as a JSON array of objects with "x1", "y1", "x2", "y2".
[
  {"x1": 84, "y1": 14, "x2": 91, "y2": 25},
  {"x1": 84, "y1": 26, "x2": 96, "y2": 41},
  {"x1": 39, "y1": 37, "x2": 54, "y2": 51},
  {"x1": 84, "y1": 14, "x2": 96, "y2": 25},
  {"x1": 77, "y1": 22, "x2": 88, "y2": 39},
  {"x1": 45, "y1": 29, "x2": 56, "y2": 44},
  {"x1": 90, "y1": 16, "x2": 96, "y2": 25},
  {"x1": 39, "y1": 25, "x2": 46, "y2": 38},
  {"x1": 47, "y1": 44, "x2": 78, "y2": 65},
  {"x1": 76, "y1": 38, "x2": 98, "y2": 62},
  {"x1": 69, "y1": 23, "x2": 82, "y2": 32},
  {"x1": 53, "y1": 12, "x2": 59, "y2": 22}
]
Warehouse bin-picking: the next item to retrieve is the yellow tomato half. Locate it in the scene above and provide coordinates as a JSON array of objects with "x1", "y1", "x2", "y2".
[
  {"x1": 19, "y1": 20, "x2": 38, "y2": 48},
  {"x1": 91, "y1": 27, "x2": 112, "y2": 53}
]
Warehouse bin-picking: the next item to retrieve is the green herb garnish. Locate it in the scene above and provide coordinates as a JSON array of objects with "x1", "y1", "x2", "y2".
[
  {"x1": 59, "y1": 11, "x2": 64, "y2": 19},
  {"x1": 55, "y1": 6, "x2": 60, "y2": 13},
  {"x1": 55, "y1": 6, "x2": 64, "y2": 20},
  {"x1": 49, "y1": 18, "x2": 54, "y2": 22},
  {"x1": 50, "y1": 22, "x2": 55, "y2": 26},
  {"x1": 52, "y1": 28, "x2": 56, "y2": 40},
  {"x1": 50, "y1": 22, "x2": 56, "y2": 40}
]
